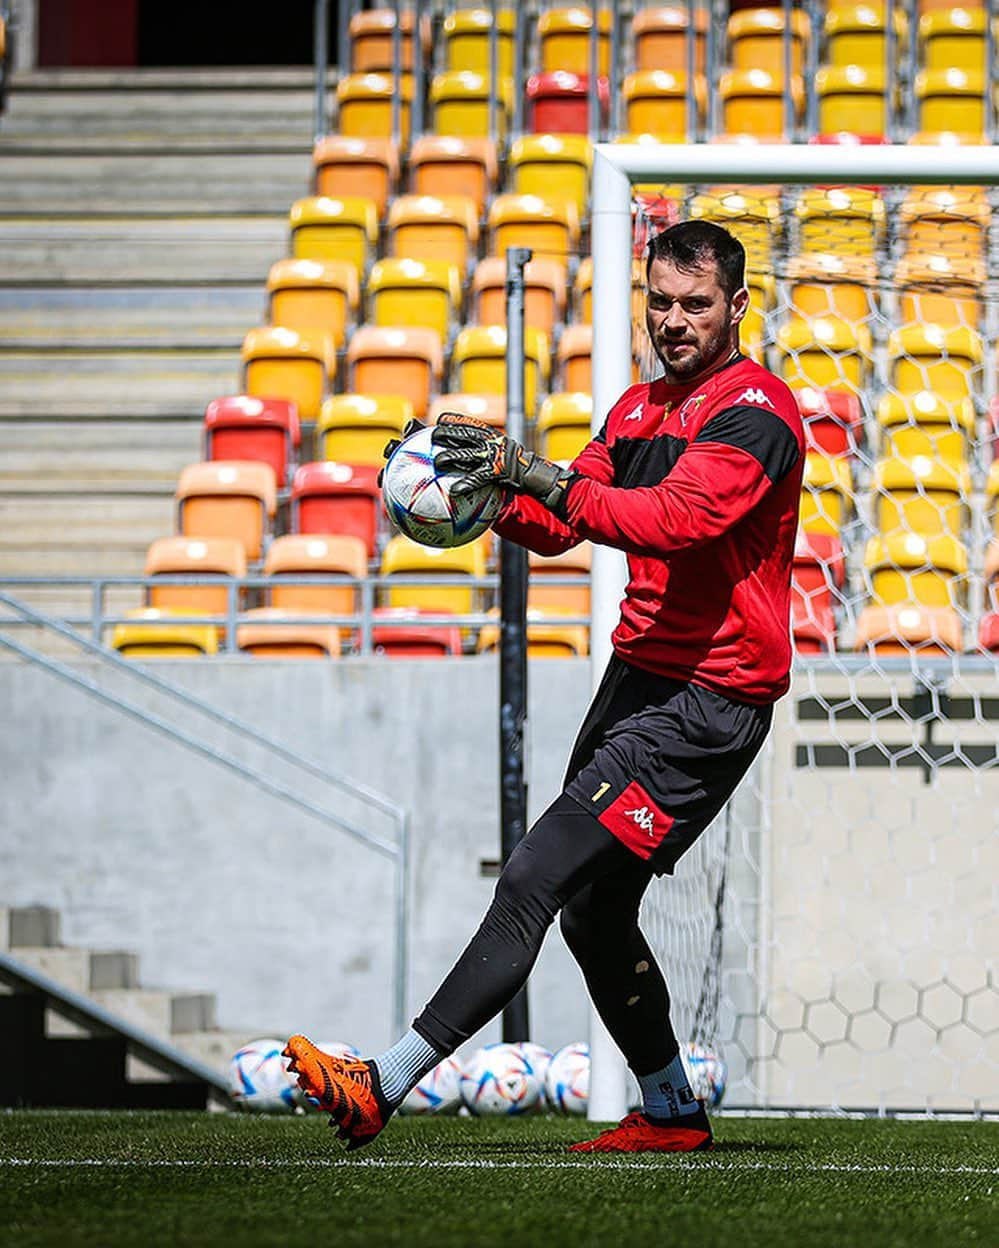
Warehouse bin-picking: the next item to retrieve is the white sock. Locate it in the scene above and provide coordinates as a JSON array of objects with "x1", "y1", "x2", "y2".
[
  {"x1": 372, "y1": 1028, "x2": 444, "y2": 1106},
  {"x1": 637, "y1": 1052, "x2": 700, "y2": 1120}
]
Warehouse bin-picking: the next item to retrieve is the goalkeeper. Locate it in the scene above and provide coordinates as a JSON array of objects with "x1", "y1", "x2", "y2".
[{"x1": 286, "y1": 220, "x2": 805, "y2": 1153}]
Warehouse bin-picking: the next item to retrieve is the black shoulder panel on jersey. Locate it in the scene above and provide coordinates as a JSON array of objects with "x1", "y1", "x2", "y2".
[
  {"x1": 610, "y1": 432, "x2": 687, "y2": 488},
  {"x1": 593, "y1": 419, "x2": 608, "y2": 444},
  {"x1": 693, "y1": 404, "x2": 800, "y2": 483}
]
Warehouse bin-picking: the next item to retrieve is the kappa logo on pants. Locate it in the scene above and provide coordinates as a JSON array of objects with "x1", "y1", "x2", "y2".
[
  {"x1": 597, "y1": 781, "x2": 675, "y2": 860},
  {"x1": 623, "y1": 804, "x2": 656, "y2": 835}
]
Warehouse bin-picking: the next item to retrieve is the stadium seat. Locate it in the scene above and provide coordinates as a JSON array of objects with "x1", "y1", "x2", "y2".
[
  {"x1": 450, "y1": 324, "x2": 550, "y2": 419},
  {"x1": 242, "y1": 327, "x2": 331, "y2": 424},
  {"x1": 572, "y1": 254, "x2": 647, "y2": 327},
  {"x1": 986, "y1": 460, "x2": 999, "y2": 537},
  {"x1": 528, "y1": 542, "x2": 592, "y2": 617},
  {"x1": 795, "y1": 387, "x2": 864, "y2": 458},
  {"x1": 266, "y1": 258, "x2": 358, "y2": 357},
  {"x1": 791, "y1": 593, "x2": 837, "y2": 653},
  {"x1": 380, "y1": 533, "x2": 491, "y2": 617},
  {"x1": 621, "y1": 69, "x2": 706, "y2": 140},
  {"x1": 387, "y1": 193, "x2": 480, "y2": 278},
  {"x1": 429, "y1": 69, "x2": 514, "y2": 139},
  {"x1": 740, "y1": 269, "x2": 775, "y2": 361},
  {"x1": 348, "y1": 6, "x2": 427, "y2": 72},
  {"x1": 264, "y1": 533, "x2": 367, "y2": 619},
  {"x1": 144, "y1": 536, "x2": 246, "y2": 618},
  {"x1": 824, "y1": 3, "x2": 906, "y2": 70},
  {"x1": 204, "y1": 395, "x2": 300, "y2": 488},
  {"x1": 919, "y1": 6, "x2": 987, "y2": 72},
  {"x1": 815, "y1": 65, "x2": 888, "y2": 136},
  {"x1": 898, "y1": 185, "x2": 990, "y2": 262},
  {"x1": 538, "y1": 6, "x2": 611, "y2": 75},
  {"x1": 873, "y1": 455, "x2": 971, "y2": 540},
  {"x1": 853, "y1": 604, "x2": 963, "y2": 656},
  {"x1": 175, "y1": 460, "x2": 277, "y2": 562},
  {"x1": 477, "y1": 608, "x2": 589, "y2": 658},
  {"x1": 977, "y1": 611, "x2": 999, "y2": 654},
  {"x1": 915, "y1": 67, "x2": 987, "y2": 134},
  {"x1": 689, "y1": 187, "x2": 781, "y2": 271},
  {"x1": 793, "y1": 187, "x2": 885, "y2": 257},
  {"x1": 792, "y1": 529, "x2": 846, "y2": 639},
  {"x1": 290, "y1": 461, "x2": 383, "y2": 557},
  {"x1": 289, "y1": 196, "x2": 379, "y2": 277},
  {"x1": 442, "y1": 7, "x2": 515, "y2": 75},
  {"x1": 876, "y1": 391, "x2": 975, "y2": 465},
  {"x1": 367, "y1": 257, "x2": 461, "y2": 343},
  {"x1": 427, "y1": 392, "x2": 506, "y2": 429},
  {"x1": 776, "y1": 316, "x2": 871, "y2": 395},
  {"x1": 556, "y1": 325, "x2": 592, "y2": 395},
  {"x1": 799, "y1": 452, "x2": 854, "y2": 536},
  {"x1": 785, "y1": 253, "x2": 878, "y2": 323},
  {"x1": 346, "y1": 327, "x2": 443, "y2": 421},
  {"x1": 407, "y1": 136, "x2": 498, "y2": 215},
  {"x1": 507, "y1": 134, "x2": 592, "y2": 219},
  {"x1": 632, "y1": 5, "x2": 707, "y2": 73},
  {"x1": 863, "y1": 532, "x2": 968, "y2": 608},
  {"x1": 718, "y1": 68, "x2": 803, "y2": 139},
  {"x1": 487, "y1": 193, "x2": 580, "y2": 272},
  {"x1": 370, "y1": 607, "x2": 464, "y2": 657},
  {"x1": 111, "y1": 608, "x2": 219, "y2": 658},
  {"x1": 236, "y1": 607, "x2": 342, "y2": 659},
  {"x1": 316, "y1": 393, "x2": 413, "y2": 467},
  {"x1": 336, "y1": 72, "x2": 413, "y2": 143},
  {"x1": 526, "y1": 71, "x2": 609, "y2": 135},
  {"x1": 893, "y1": 254, "x2": 984, "y2": 331},
  {"x1": 887, "y1": 324, "x2": 983, "y2": 399},
  {"x1": 536, "y1": 392, "x2": 592, "y2": 462},
  {"x1": 471, "y1": 257, "x2": 566, "y2": 340},
  {"x1": 728, "y1": 6, "x2": 809, "y2": 75},
  {"x1": 311, "y1": 137, "x2": 399, "y2": 219}
]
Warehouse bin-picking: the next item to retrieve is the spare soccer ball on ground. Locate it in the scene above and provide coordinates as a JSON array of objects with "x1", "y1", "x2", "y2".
[
  {"x1": 681, "y1": 1041, "x2": 727, "y2": 1109},
  {"x1": 380, "y1": 425, "x2": 502, "y2": 548},
  {"x1": 228, "y1": 1038, "x2": 301, "y2": 1112},
  {"x1": 460, "y1": 1042, "x2": 544, "y2": 1116},
  {"x1": 512, "y1": 1042, "x2": 553, "y2": 1107},
  {"x1": 398, "y1": 1055, "x2": 464, "y2": 1116},
  {"x1": 544, "y1": 1041, "x2": 590, "y2": 1115},
  {"x1": 315, "y1": 1040, "x2": 361, "y2": 1061}
]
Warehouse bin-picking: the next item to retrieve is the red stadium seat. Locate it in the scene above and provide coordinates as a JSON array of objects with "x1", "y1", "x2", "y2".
[
  {"x1": 525, "y1": 71, "x2": 608, "y2": 135},
  {"x1": 792, "y1": 530, "x2": 845, "y2": 649},
  {"x1": 979, "y1": 613, "x2": 999, "y2": 654},
  {"x1": 290, "y1": 461, "x2": 383, "y2": 558},
  {"x1": 795, "y1": 388, "x2": 864, "y2": 459},
  {"x1": 370, "y1": 607, "x2": 463, "y2": 657},
  {"x1": 203, "y1": 396, "x2": 300, "y2": 488}
]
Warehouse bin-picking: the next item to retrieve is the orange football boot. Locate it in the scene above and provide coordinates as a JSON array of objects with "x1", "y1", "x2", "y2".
[
  {"x1": 569, "y1": 1106, "x2": 714, "y2": 1153},
  {"x1": 283, "y1": 1034, "x2": 390, "y2": 1150}
]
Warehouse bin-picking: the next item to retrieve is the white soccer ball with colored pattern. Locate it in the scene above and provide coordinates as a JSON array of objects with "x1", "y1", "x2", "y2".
[
  {"x1": 228, "y1": 1038, "x2": 300, "y2": 1112},
  {"x1": 544, "y1": 1041, "x2": 590, "y2": 1115},
  {"x1": 681, "y1": 1041, "x2": 727, "y2": 1109},
  {"x1": 460, "y1": 1042, "x2": 544, "y2": 1116},
  {"x1": 398, "y1": 1055, "x2": 464, "y2": 1115}
]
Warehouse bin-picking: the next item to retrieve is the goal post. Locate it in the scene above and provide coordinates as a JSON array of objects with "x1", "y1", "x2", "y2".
[{"x1": 586, "y1": 142, "x2": 999, "y2": 1120}]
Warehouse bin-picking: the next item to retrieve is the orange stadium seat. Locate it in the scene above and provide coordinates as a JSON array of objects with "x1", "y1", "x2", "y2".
[
  {"x1": 528, "y1": 542, "x2": 592, "y2": 617},
  {"x1": 898, "y1": 185, "x2": 990, "y2": 262},
  {"x1": 893, "y1": 254, "x2": 985, "y2": 331},
  {"x1": 346, "y1": 326, "x2": 443, "y2": 420},
  {"x1": 538, "y1": 6, "x2": 611, "y2": 75},
  {"x1": 290, "y1": 461, "x2": 383, "y2": 557},
  {"x1": 175, "y1": 461, "x2": 277, "y2": 562},
  {"x1": 237, "y1": 608, "x2": 342, "y2": 659},
  {"x1": 348, "y1": 7, "x2": 426, "y2": 73},
  {"x1": 442, "y1": 8, "x2": 515, "y2": 75},
  {"x1": 316, "y1": 393, "x2": 413, "y2": 467},
  {"x1": 311, "y1": 137, "x2": 399, "y2": 219},
  {"x1": 111, "y1": 609, "x2": 219, "y2": 658},
  {"x1": 367, "y1": 257, "x2": 462, "y2": 343},
  {"x1": 863, "y1": 532, "x2": 968, "y2": 608},
  {"x1": 785, "y1": 254, "x2": 878, "y2": 323},
  {"x1": 241, "y1": 326, "x2": 331, "y2": 424},
  {"x1": 204, "y1": 396, "x2": 300, "y2": 488},
  {"x1": 427, "y1": 393, "x2": 506, "y2": 429},
  {"x1": 719, "y1": 68, "x2": 802, "y2": 139},
  {"x1": 728, "y1": 6, "x2": 809, "y2": 74},
  {"x1": 336, "y1": 72, "x2": 413, "y2": 143},
  {"x1": 407, "y1": 136, "x2": 498, "y2": 215},
  {"x1": 144, "y1": 536, "x2": 247, "y2": 618},
  {"x1": 876, "y1": 391, "x2": 975, "y2": 466},
  {"x1": 429, "y1": 69, "x2": 514, "y2": 139},
  {"x1": 854, "y1": 604, "x2": 964, "y2": 656},
  {"x1": 264, "y1": 533, "x2": 367, "y2": 619},
  {"x1": 487, "y1": 193, "x2": 580, "y2": 270},
  {"x1": 622, "y1": 69, "x2": 706, "y2": 139},
  {"x1": 266, "y1": 258, "x2": 358, "y2": 357},
  {"x1": 556, "y1": 325, "x2": 592, "y2": 394},
  {"x1": 632, "y1": 6, "x2": 707, "y2": 73},
  {"x1": 471, "y1": 256, "x2": 567, "y2": 338},
  {"x1": 387, "y1": 193, "x2": 480, "y2": 278},
  {"x1": 289, "y1": 195, "x2": 379, "y2": 277}
]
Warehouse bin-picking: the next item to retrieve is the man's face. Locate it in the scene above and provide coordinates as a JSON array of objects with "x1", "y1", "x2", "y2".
[{"x1": 645, "y1": 256, "x2": 748, "y2": 383}]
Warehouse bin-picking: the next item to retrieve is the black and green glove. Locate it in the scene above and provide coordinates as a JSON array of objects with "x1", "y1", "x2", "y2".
[
  {"x1": 431, "y1": 412, "x2": 574, "y2": 518},
  {"x1": 377, "y1": 417, "x2": 426, "y2": 487}
]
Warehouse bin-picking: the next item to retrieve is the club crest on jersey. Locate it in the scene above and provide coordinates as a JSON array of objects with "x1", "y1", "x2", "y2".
[
  {"x1": 677, "y1": 393, "x2": 706, "y2": 428},
  {"x1": 737, "y1": 386, "x2": 775, "y2": 409}
]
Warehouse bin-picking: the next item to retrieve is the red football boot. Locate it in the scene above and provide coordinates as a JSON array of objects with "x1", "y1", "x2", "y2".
[
  {"x1": 569, "y1": 1105, "x2": 713, "y2": 1153},
  {"x1": 283, "y1": 1034, "x2": 391, "y2": 1151}
]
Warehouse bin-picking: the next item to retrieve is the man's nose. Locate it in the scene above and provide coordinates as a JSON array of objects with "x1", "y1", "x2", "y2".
[{"x1": 662, "y1": 304, "x2": 686, "y2": 330}]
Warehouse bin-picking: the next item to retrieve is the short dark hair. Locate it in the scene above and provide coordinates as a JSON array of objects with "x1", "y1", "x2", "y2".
[{"x1": 646, "y1": 220, "x2": 746, "y2": 301}]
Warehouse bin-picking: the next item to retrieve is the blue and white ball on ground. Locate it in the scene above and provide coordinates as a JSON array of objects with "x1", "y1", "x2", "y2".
[
  {"x1": 398, "y1": 1056, "x2": 464, "y2": 1116},
  {"x1": 512, "y1": 1042, "x2": 553, "y2": 1108},
  {"x1": 460, "y1": 1042, "x2": 544, "y2": 1116},
  {"x1": 380, "y1": 425, "x2": 502, "y2": 548},
  {"x1": 315, "y1": 1040, "x2": 361, "y2": 1061},
  {"x1": 228, "y1": 1037, "x2": 301, "y2": 1112},
  {"x1": 681, "y1": 1041, "x2": 727, "y2": 1109},
  {"x1": 544, "y1": 1041, "x2": 590, "y2": 1115}
]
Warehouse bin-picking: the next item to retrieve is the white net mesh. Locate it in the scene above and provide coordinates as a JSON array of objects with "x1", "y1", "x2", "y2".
[{"x1": 630, "y1": 166, "x2": 999, "y2": 1114}]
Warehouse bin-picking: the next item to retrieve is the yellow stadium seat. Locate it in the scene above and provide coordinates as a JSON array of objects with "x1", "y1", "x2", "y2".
[
  {"x1": 983, "y1": 459, "x2": 999, "y2": 537},
  {"x1": 348, "y1": 7, "x2": 426, "y2": 73},
  {"x1": 237, "y1": 607, "x2": 341, "y2": 659},
  {"x1": 471, "y1": 256, "x2": 567, "y2": 338},
  {"x1": 719, "y1": 68, "x2": 803, "y2": 139},
  {"x1": 864, "y1": 532, "x2": 968, "y2": 607},
  {"x1": 741, "y1": 269, "x2": 776, "y2": 361},
  {"x1": 311, "y1": 137, "x2": 399, "y2": 219},
  {"x1": 915, "y1": 67, "x2": 987, "y2": 133},
  {"x1": 528, "y1": 543, "x2": 592, "y2": 617},
  {"x1": 450, "y1": 324, "x2": 550, "y2": 419},
  {"x1": 407, "y1": 136, "x2": 498, "y2": 215},
  {"x1": 176, "y1": 460, "x2": 277, "y2": 562},
  {"x1": 487, "y1": 192, "x2": 580, "y2": 271},
  {"x1": 144, "y1": 536, "x2": 246, "y2": 618},
  {"x1": 873, "y1": 454, "x2": 971, "y2": 540},
  {"x1": 267, "y1": 258, "x2": 358, "y2": 357},
  {"x1": 919, "y1": 6, "x2": 987, "y2": 72},
  {"x1": 428, "y1": 392, "x2": 507, "y2": 429},
  {"x1": 785, "y1": 253, "x2": 878, "y2": 322},
  {"x1": 336, "y1": 72, "x2": 412, "y2": 143},
  {"x1": 893, "y1": 254, "x2": 984, "y2": 331},
  {"x1": 689, "y1": 187, "x2": 782, "y2": 270},
  {"x1": 622, "y1": 69, "x2": 707, "y2": 139},
  {"x1": 854, "y1": 604, "x2": 964, "y2": 656},
  {"x1": 264, "y1": 533, "x2": 367, "y2": 618},
  {"x1": 799, "y1": 452, "x2": 854, "y2": 536},
  {"x1": 538, "y1": 6, "x2": 612, "y2": 75},
  {"x1": 429, "y1": 70, "x2": 514, "y2": 139},
  {"x1": 816, "y1": 64, "x2": 888, "y2": 136},
  {"x1": 443, "y1": 8, "x2": 515, "y2": 75},
  {"x1": 477, "y1": 607, "x2": 589, "y2": 658},
  {"x1": 111, "y1": 608, "x2": 219, "y2": 658},
  {"x1": 573, "y1": 257, "x2": 594, "y2": 323},
  {"x1": 381, "y1": 533, "x2": 491, "y2": 616},
  {"x1": 728, "y1": 6, "x2": 810, "y2": 75},
  {"x1": 289, "y1": 196, "x2": 378, "y2": 277},
  {"x1": 536, "y1": 392, "x2": 592, "y2": 462},
  {"x1": 345, "y1": 326, "x2": 443, "y2": 420},
  {"x1": 794, "y1": 187, "x2": 886, "y2": 256},
  {"x1": 898, "y1": 185, "x2": 990, "y2": 262},
  {"x1": 367, "y1": 257, "x2": 461, "y2": 343},
  {"x1": 387, "y1": 193, "x2": 480, "y2": 277},
  {"x1": 242, "y1": 326, "x2": 332, "y2": 424},
  {"x1": 556, "y1": 325, "x2": 592, "y2": 395},
  {"x1": 776, "y1": 316, "x2": 872, "y2": 395},
  {"x1": 824, "y1": 3, "x2": 907, "y2": 70},
  {"x1": 876, "y1": 391, "x2": 975, "y2": 465},
  {"x1": 316, "y1": 393, "x2": 413, "y2": 466},
  {"x1": 632, "y1": 5, "x2": 707, "y2": 73},
  {"x1": 507, "y1": 134, "x2": 592, "y2": 218},
  {"x1": 887, "y1": 323, "x2": 983, "y2": 399}
]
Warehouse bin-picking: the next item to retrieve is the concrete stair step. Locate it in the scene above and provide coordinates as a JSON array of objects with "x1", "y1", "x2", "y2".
[
  {"x1": 90, "y1": 988, "x2": 173, "y2": 1038},
  {"x1": 170, "y1": 1030, "x2": 264, "y2": 1077},
  {"x1": 0, "y1": 420, "x2": 203, "y2": 485},
  {"x1": 0, "y1": 493, "x2": 176, "y2": 549},
  {"x1": 8, "y1": 904, "x2": 62, "y2": 947},
  {"x1": 10, "y1": 947, "x2": 91, "y2": 994}
]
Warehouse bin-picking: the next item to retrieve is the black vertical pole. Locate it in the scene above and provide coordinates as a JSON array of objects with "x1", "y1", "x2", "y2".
[{"x1": 500, "y1": 246, "x2": 532, "y2": 1044}]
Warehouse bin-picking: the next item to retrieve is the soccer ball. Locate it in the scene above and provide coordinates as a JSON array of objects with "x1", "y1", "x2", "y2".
[
  {"x1": 315, "y1": 1040, "x2": 361, "y2": 1061},
  {"x1": 544, "y1": 1042, "x2": 590, "y2": 1115},
  {"x1": 681, "y1": 1041, "x2": 727, "y2": 1109},
  {"x1": 460, "y1": 1042, "x2": 544, "y2": 1116},
  {"x1": 228, "y1": 1038, "x2": 300, "y2": 1112},
  {"x1": 512, "y1": 1042, "x2": 553, "y2": 1107},
  {"x1": 381, "y1": 425, "x2": 502, "y2": 548},
  {"x1": 398, "y1": 1056, "x2": 464, "y2": 1116}
]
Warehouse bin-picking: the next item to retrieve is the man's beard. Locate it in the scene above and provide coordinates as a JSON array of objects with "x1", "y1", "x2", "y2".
[{"x1": 653, "y1": 322, "x2": 732, "y2": 382}]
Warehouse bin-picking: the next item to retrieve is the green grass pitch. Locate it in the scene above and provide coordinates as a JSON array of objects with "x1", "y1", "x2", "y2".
[{"x1": 1, "y1": 1110, "x2": 996, "y2": 1248}]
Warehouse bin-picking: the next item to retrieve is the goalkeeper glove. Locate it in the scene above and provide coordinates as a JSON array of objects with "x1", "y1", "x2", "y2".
[
  {"x1": 431, "y1": 412, "x2": 574, "y2": 517},
  {"x1": 377, "y1": 418, "x2": 426, "y2": 487}
]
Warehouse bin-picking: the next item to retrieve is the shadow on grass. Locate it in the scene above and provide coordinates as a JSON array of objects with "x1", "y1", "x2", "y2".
[{"x1": 434, "y1": 1138, "x2": 803, "y2": 1158}]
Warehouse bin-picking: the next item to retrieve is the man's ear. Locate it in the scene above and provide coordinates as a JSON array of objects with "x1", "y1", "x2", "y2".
[{"x1": 730, "y1": 286, "x2": 750, "y2": 328}]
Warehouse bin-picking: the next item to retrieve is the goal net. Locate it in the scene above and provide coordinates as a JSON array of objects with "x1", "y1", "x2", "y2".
[{"x1": 592, "y1": 142, "x2": 999, "y2": 1115}]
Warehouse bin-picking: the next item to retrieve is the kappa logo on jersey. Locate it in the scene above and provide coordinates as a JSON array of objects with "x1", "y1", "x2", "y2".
[
  {"x1": 737, "y1": 386, "x2": 775, "y2": 409},
  {"x1": 623, "y1": 403, "x2": 644, "y2": 422},
  {"x1": 624, "y1": 804, "x2": 657, "y2": 835}
]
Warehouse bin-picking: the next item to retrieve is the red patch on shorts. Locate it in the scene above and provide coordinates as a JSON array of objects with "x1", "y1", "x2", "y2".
[{"x1": 598, "y1": 781, "x2": 674, "y2": 859}]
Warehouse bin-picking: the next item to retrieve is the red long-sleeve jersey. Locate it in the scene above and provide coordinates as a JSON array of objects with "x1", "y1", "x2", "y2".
[{"x1": 495, "y1": 354, "x2": 805, "y2": 703}]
